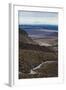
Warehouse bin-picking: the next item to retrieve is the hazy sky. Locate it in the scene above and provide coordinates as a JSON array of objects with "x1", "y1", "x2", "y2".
[{"x1": 18, "y1": 11, "x2": 58, "y2": 25}]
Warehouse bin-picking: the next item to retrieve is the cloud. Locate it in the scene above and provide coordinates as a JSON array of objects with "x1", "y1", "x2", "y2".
[{"x1": 18, "y1": 11, "x2": 58, "y2": 25}]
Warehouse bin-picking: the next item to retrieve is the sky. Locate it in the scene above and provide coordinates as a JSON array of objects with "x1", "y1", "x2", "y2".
[{"x1": 18, "y1": 11, "x2": 58, "y2": 25}]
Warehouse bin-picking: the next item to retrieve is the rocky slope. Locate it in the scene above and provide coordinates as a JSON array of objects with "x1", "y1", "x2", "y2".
[{"x1": 19, "y1": 28, "x2": 58, "y2": 79}]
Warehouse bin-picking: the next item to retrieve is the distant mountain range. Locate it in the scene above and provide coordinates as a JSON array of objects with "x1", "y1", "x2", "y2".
[
  {"x1": 19, "y1": 24, "x2": 58, "y2": 39},
  {"x1": 19, "y1": 24, "x2": 58, "y2": 30}
]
